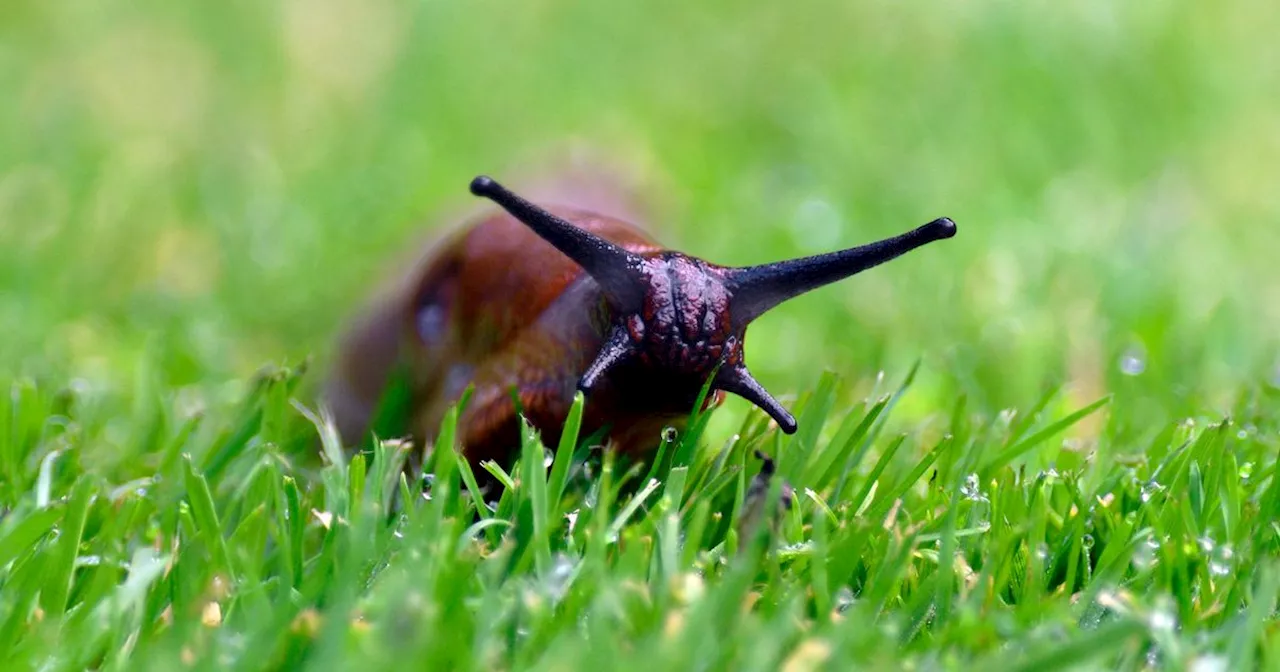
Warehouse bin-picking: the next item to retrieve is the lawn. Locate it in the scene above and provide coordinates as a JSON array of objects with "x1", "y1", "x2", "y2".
[{"x1": 1, "y1": 0, "x2": 1278, "y2": 669}]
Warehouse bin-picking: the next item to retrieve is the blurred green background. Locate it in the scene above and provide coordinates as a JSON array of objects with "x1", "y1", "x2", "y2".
[{"x1": 1, "y1": 0, "x2": 1276, "y2": 443}]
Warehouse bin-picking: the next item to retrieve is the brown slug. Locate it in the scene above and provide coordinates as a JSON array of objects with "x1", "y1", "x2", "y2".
[{"x1": 323, "y1": 174, "x2": 956, "y2": 472}]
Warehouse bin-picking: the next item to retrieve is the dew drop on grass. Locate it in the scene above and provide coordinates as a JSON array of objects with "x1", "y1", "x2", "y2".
[
  {"x1": 1119, "y1": 347, "x2": 1147, "y2": 376},
  {"x1": 1189, "y1": 654, "x2": 1230, "y2": 672},
  {"x1": 662, "y1": 426, "x2": 679, "y2": 443},
  {"x1": 834, "y1": 586, "x2": 856, "y2": 613},
  {"x1": 543, "y1": 447, "x2": 554, "y2": 469},
  {"x1": 1239, "y1": 462, "x2": 1255, "y2": 480},
  {"x1": 1082, "y1": 534, "x2": 1095, "y2": 550},
  {"x1": 1209, "y1": 544, "x2": 1235, "y2": 577},
  {"x1": 1034, "y1": 543, "x2": 1050, "y2": 562},
  {"x1": 1133, "y1": 546, "x2": 1153, "y2": 569},
  {"x1": 543, "y1": 553, "x2": 576, "y2": 603},
  {"x1": 1198, "y1": 536, "x2": 1215, "y2": 553},
  {"x1": 1134, "y1": 536, "x2": 1160, "y2": 569},
  {"x1": 961, "y1": 473, "x2": 985, "y2": 501},
  {"x1": 1079, "y1": 598, "x2": 1109, "y2": 630},
  {"x1": 1149, "y1": 597, "x2": 1177, "y2": 632},
  {"x1": 1141, "y1": 479, "x2": 1165, "y2": 503}
]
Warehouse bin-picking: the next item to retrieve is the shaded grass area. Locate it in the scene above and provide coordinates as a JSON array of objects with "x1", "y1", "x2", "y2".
[{"x1": 2, "y1": 362, "x2": 1278, "y2": 669}]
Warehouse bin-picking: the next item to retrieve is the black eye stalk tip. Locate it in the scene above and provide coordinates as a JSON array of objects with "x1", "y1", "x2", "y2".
[
  {"x1": 925, "y1": 217, "x2": 958, "y2": 240},
  {"x1": 470, "y1": 175, "x2": 498, "y2": 197}
]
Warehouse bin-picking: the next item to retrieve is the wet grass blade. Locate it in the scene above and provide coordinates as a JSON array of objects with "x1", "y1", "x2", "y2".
[
  {"x1": 183, "y1": 455, "x2": 233, "y2": 579},
  {"x1": 982, "y1": 395, "x2": 1111, "y2": 475},
  {"x1": 39, "y1": 477, "x2": 94, "y2": 620}
]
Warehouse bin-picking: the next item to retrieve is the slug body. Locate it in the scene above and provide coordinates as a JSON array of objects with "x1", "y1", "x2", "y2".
[{"x1": 326, "y1": 176, "x2": 957, "y2": 471}]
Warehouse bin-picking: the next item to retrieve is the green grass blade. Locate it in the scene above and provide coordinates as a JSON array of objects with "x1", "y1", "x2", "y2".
[
  {"x1": 39, "y1": 476, "x2": 94, "y2": 620},
  {"x1": 183, "y1": 455, "x2": 233, "y2": 579},
  {"x1": 982, "y1": 395, "x2": 1111, "y2": 475},
  {"x1": 0, "y1": 503, "x2": 63, "y2": 569}
]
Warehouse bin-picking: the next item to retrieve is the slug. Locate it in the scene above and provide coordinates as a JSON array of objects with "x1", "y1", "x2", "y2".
[{"x1": 324, "y1": 174, "x2": 956, "y2": 472}]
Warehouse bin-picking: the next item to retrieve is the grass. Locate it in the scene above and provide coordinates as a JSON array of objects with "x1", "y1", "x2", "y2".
[
  {"x1": 1, "y1": 0, "x2": 1279, "y2": 668},
  {"x1": 2, "y1": 363, "x2": 1279, "y2": 669}
]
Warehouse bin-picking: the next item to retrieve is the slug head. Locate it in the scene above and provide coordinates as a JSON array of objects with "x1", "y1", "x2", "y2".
[{"x1": 469, "y1": 175, "x2": 956, "y2": 434}]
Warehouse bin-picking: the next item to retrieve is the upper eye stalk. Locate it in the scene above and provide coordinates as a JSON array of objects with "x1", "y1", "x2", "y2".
[{"x1": 469, "y1": 175, "x2": 956, "y2": 434}]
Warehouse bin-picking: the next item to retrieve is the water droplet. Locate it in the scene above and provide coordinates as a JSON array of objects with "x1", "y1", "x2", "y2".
[
  {"x1": 834, "y1": 586, "x2": 856, "y2": 613},
  {"x1": 1198, "y1": 536, "x2": 1215, "y2": 553},
  {"x1": 662, "y1": 426, "x2": 679, "y2": 443},
  {"x1": 543, "y1": 553, "x2": 577, "y2": 603},
  {"x1": 1141, "y1": 479, "x2": 1166, "y2": 503},
  {"x1": 543, "y1": 448, "x2": 555, "y2": 469},
  {"x1": 961, "y1": 473, "x2": 985, "y2": 501},
  {"x1": 1082, "y1": 534, "x2": 1095, "y2": 549},
  {"x1": 1149, "y1": 608, "x2": 1176, "y2": 631},
  {"x1": 1035, "y1": 543, "x2": 1050, "y2": 561},
  {"x1": 1134, "y1": 536, "x2": 1160, "y2": 569},
  {"x1": 1209, "y1": 544, "x2": 1235, "y2": 577},
  {"x1": 1145, "y1": 646, "x2": 1161, "y2": 668},
  {"x1": 1189, "y1": 654, "x2": 1230, "y2": 672},
  {"x1": 1239, "y1": 462, "x2": 1255, "y2": 480},
  {"x1": 1119, "y1": 347, "x2": 1147, "y2": 376}
]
